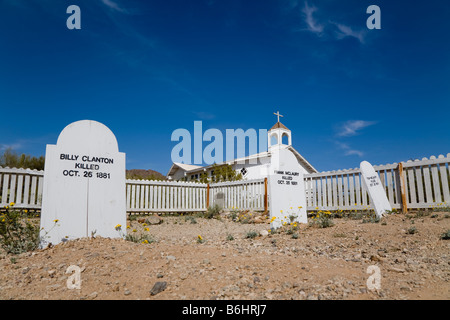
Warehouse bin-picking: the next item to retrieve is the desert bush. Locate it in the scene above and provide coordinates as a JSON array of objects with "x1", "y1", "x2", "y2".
[
  {"x1": 205, "y1": 204, "x2": 221, "y2": 219},
  {"x1": 184, "y1": 216, "x2": 197, "y2": 224},
  {"x1": 245, "y1": 230, "x2": 258, "y2": 239},
  {"x1": 362, "y1": 212, "x2": 380, "y2": 224},
  {"x1": 440, "y1": 230, "x2": 450, "y2": 240},
  {"x1": 0, "y1": 203, "x2": 41, "y2": 254},
  {"x1": 308, "y1": 211, "x2": 334, "y2": 228}
]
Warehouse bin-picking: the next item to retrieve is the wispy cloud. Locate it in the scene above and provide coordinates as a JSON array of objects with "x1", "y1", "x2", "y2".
[
  {"x1": 0, "y1": 143, "x2": 23, "y2": 152},
  {"x1": 293, "y1": 1, "x2": 366, "y2": 44},
  {"x1": 335, "y1": 142, "x2": 364, "y2": 157},
  {"x1": 333, "y1": 23, "x2": 366, "y2": 44},
  {"x1": 302, "y1": 2, "x2": 324, "y2": 34},
  {"x1": 337, "y1": 120, "x2": 376, "y2": 137},
  {"x1": 101, "y1": 0, "x2": 129, "y2": 14}
]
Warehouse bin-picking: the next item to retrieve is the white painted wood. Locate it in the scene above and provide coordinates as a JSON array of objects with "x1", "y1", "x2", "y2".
[
  {"x1": 422, "y1": 162, "x2": 433, "y2": 203},
  {"x1": 40, "y1": 120, "x2": 126, "y2": 246},
  {"x1": 16, "y1": 175, "x2": 23, "y2": 205},
  {"x1": 337, "y1": 174, "x2": 343, "y2": 207},
  {"x1": 386, "y1": 170, "x2": 394, "y2": 206},
  {"x1": 360, "y1": 161, "x2": 392, "y2": 217},
  {"x1": 332, "y1": 175, "x2": 338, "y2": 208},
  {"x1": 407, "y1": 165, "x2": 417, "y2": 204},
  {"x1": 23, "y1": 175, "x2": 30, "y2": 205},
  {"x1": 415, "y1": 165, "x2": 425, "y2": 204},
  {"x1": 2, "y1": 174, "x2": 9, "y2": 206},
  {"x1": 355, "y1": 173, "x2": 361, "y2": 207},
  {"x1": 9, "y1": 174, "x2": 16, "y2": 205},
  {"x1": 30, "y1": 176, "x2": 37, "y2": 205},
  {"x1": 343, "y1": 174, "x2": 349, "y2": 207},
  {"x1": 268, "y1": 147, "x2": 307, "y2": 229},
  {"x1": 430, "y1": 157, "x2": 442, "y2": 203},
  {"x1": 438, "y1": 156, "x2": 450, "y2": 203}
]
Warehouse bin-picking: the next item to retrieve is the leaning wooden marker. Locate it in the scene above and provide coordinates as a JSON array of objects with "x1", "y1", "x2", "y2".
[
  {"x1": 360, "y1": 161, "x2": 392, "y2": 218},
  {"x1": 40, "y1": 120, "x2": 126, "y2": 246}
]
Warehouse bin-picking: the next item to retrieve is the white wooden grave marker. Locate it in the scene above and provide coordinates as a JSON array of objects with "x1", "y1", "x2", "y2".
[
  {"x1": 360, "y1": 160, "x2": 392, "y2": 218},
  {"x1": 268, "y1": 148, "x2": 307, "y2": 229},
  {"x1": 40, "y1": 120, "x2": 126, "y2": 246}
]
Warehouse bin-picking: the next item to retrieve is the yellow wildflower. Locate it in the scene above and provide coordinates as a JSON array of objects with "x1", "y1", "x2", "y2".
[
  {"x1": 9, "y1": 202, "x2": 14, "y2": 207},
  {"x1": 53, "y1": 219, "x2": 59, "y2": 223},
  {"x1": 144, "y1": 227, "x2": 149, "y2": 232},
  {"x1": 142, "y1": 240, "x2": 149, "y2": 244}
]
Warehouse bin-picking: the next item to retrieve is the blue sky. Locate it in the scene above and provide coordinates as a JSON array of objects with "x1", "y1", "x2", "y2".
[{"x1": 1, "y1": 0, "x2": 449, "y2": 174}]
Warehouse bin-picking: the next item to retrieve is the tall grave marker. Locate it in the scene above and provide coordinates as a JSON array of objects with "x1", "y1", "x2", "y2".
[
  {"x1": 40, "y1": 120, "x2": 126, "y2": 246},
  {"x1": 268, "y1": 147, "x2": 307, "y2": 229}
]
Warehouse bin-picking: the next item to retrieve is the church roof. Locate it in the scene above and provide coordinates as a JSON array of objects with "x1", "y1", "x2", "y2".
[
  {"x1": 166, "y1": 162, "x2": 203, "y2": 177},
  {"x1": 270, "y1": 121, "x2": 289, "y2": 131}
]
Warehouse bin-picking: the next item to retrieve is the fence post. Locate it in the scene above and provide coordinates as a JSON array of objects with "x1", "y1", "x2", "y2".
[
  {"x1": 398, "y1": 162, "x2": 408, "y2": 213},
  {"x1": 264, "y1": 177, "x2": 268, "y2": 214},
  {"x1": 206, "y1": 183, "x2": 210, "y2": 209}
]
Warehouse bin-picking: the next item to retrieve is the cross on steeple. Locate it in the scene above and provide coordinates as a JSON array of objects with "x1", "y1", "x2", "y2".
[{"x1": 273, "y1": 111, "x2": 283, "y2": 123}]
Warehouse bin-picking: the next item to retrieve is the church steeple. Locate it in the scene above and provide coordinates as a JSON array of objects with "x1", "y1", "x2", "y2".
[{"x1": 268, "y1": 111, "x2": 292, "y2": 150}]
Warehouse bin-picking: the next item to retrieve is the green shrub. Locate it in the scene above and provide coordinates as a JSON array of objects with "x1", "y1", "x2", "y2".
[
  {"x1": 0, "y1": 204, "x2": 41, "y2": 254},
  {"x1": 309, "y1": 211, "x2": 334, "y2": 228},
  {"x1": 205, "y1": 204, "x2": 221, "y2": 219},
  {"x1": 184, "y1": 216, "x2": 197, "y2": 224},
  {"x1": 245, "y1": 230, "x2": 258, "y2": 239},
  {"x1": 440, "y1": 230, "x2": 450, "y2": 240},
  {"x1": 362, "y1": 212, "x2": 380, "y2": 224}
]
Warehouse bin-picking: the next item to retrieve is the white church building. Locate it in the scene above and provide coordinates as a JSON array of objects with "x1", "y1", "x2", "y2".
[{"x1": 166, "y1": 113, "x2": 317, "y2": 181}]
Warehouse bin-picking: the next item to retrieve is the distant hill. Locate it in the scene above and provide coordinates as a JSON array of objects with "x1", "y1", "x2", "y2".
[{"x1": 126, "y1": 169, "x2": 166, "y2": 181}]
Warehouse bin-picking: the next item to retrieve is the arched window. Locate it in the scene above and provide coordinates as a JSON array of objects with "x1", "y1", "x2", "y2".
[
  {"x1": 281, "y1": 132, "x2": 289, "y2": 145},
  {"x1": 270, "y1": 133, "x2": 278, "y2": 146}
]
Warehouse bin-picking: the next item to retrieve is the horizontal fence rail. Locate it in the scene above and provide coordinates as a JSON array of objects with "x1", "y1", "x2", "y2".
[{"x1": 304, "y1": 154, "x2": 450, "y2": 211}]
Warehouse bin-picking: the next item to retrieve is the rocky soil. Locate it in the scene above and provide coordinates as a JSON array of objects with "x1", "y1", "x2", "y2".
[{"x1": 0, "y1": 211, "x2": 449, "y2": 300}]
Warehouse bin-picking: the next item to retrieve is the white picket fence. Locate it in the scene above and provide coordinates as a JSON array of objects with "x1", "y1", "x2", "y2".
[
  {"x1": 1, "y1": 153, "x2": 449, "y2": 213},
  {"x1": 208, "y1": 179, "x2": 266, "y2": 211},
  {"x1": 0, "y1": 167, "x2": 267, "y2": 213},
  {"x1": 0, "y1": 167, "x2": 44, "y2": 209},
  {"x1": 304, "y1": 154, "x2": 450, "y2": 211},
  {"x1": 126, "y1": 179, "x2": 208, "y2": 213}
]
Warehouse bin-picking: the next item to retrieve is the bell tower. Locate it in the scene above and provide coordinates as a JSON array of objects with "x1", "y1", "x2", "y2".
[{"x1": 268, "y1": 111, "x2": 292, "y2": 151}]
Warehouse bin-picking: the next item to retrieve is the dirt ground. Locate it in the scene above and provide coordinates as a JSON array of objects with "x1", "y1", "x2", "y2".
[{"x1": 0, "y1": 211, "x2": 449, "y2": 300}]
